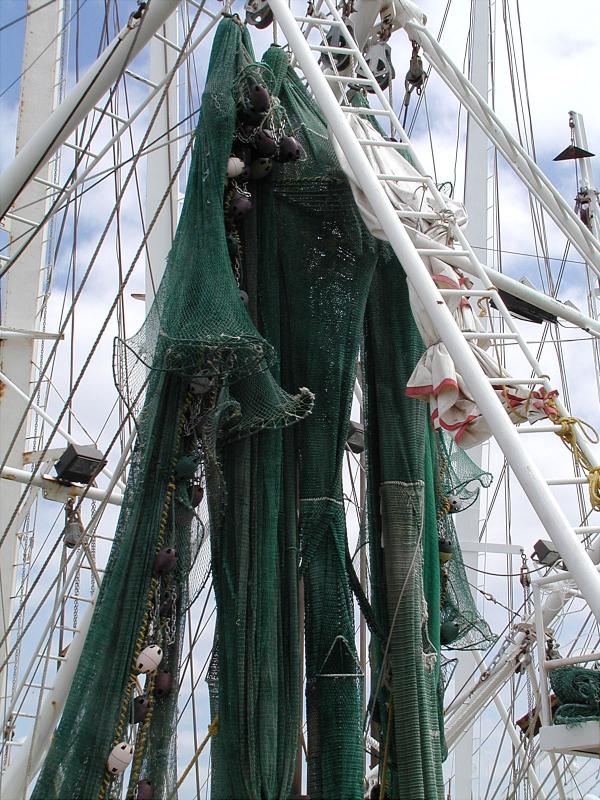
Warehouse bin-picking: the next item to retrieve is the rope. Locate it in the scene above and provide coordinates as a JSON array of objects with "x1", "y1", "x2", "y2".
[
  {"x1": 169, "y1": 716, "x2": 219, "y2": 798},
  {"x1": 379, "y1": 700, "x2": 393, "y2": 800},
  {"x1": 554, "y1": 416, "x2": 600, "y2": 511}
]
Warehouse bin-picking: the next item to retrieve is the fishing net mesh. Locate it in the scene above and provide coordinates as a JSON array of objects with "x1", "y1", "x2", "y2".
[
  {"x1": 32, "y1": 19, "x2": 495, "y2": 800},
  {"x1": 436, "y1": 434, "x2": 496, "y2": 651},
  {"x1": 550, "y1": 666, "x2": 600, "y2": 725}
]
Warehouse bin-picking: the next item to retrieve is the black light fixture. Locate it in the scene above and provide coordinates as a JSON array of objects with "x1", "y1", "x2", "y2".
[
  {"x1": 346, "y1": 420, "x2": 365, "y2": 454},
  {"x1": 54, "y1": 443, "x2": 106, "y2": 485},
  {"x1": 531, "y1": 539, "x2": 561, "y2": 568}
]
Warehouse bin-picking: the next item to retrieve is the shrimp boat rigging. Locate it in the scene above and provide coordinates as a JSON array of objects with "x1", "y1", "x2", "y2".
[{"x1": 0, "y1": 0, "x2": 599, "y2": 798}]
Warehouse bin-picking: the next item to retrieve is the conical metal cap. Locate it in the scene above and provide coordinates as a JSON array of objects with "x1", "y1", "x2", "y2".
[{"x1": 553, "y1": 144, "x2": 595, "y2": 161}]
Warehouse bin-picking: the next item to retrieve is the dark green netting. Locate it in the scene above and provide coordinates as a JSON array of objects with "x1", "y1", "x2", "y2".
[
  {"x1": 550, "y1": 666, "x2": 600, "y2": 725},
  {"x1": 243, "y1": 45, "x2": 379, "y2": 799},
  {"x1": 32, "y1": 18, "x2": 498, "y2": 800},
  {"x1": 33, "y1": 19, "x2": 311, "y2": 800},
  {"x1": 364, "y1": 248, "x2": 444, "y2": 799},
  {"x1": 436, "y1": 434, "x2": 496, "y2": 652}
]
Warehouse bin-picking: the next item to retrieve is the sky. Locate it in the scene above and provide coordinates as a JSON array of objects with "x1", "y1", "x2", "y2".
[{"x1": 1, "y1": 1, "x2": 600, "y2": 798}]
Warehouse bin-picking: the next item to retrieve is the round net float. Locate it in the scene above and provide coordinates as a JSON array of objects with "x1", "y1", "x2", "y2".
[
  {"x1": 175, "y1": 455, "x2": 197, "y2": 480},
  {"x1": 253, "y1": 129, "x2": 277, "y2": 158},
  {"x1": 230, "y1": 192, "x2": 253, "y2": 221},
  {"x1": 133, "y1": 696, "x2": 150, "y2": 724},
  {"x1": 107, "y1": 742, "x2": 134, "y2": 775},
  {"x1": 446, "y1": 494, "x2": 464, "y2": 513},
  {"x1": 440, "y1": 620, "x2": 461, "y2": 646},
  {"x1": 277, "y1": 136, "x2": 303, "y2": 163},
  {"x1": 136, "y1": 779, "x2": 154, "y2": 800},
  {"x1": 135, "y1": 644, "x2": 163, "y2": 674},
  {"x1": 438, "y1": 538, "x2": 453, "y2": 563},
  {"x1": 153, "y1": 547, "x2": 177, "y2": 576},
  {"x1": 250, "y1": 158, "x2": 273, "y2": 180},
  {"x1": 154, "y1": 671, "x2": 173, "y2": 699},
  {"x1": 227, "y1": 155, "x2": 246, "y2": 178}
]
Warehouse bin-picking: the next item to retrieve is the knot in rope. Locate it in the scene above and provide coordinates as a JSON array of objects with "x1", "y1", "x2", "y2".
[{"x1": 554, "y1": 415, "x2": 600, "y2": 511}]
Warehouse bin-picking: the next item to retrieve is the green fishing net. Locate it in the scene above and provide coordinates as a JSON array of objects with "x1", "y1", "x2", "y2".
[
  {"x1": 364, "y1": 247, "x2": 444, "y2": 799},
  {"x1": 33, "y1": 19, "x2": 311, "y2": 800},
  {"x1": 436, "y1": 434, "x2": 496, "y2": 651},
  {"x1": 550, "y1": 666, "x2": 600, "y2": 725},
  {"x1": 32, "y1": 17, "x2": 497, "y2": 800}
]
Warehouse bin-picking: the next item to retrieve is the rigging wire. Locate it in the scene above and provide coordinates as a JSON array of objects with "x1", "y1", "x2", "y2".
[
  {"x1": 0, "y1": 5, "x2": 206, "y2": 544},
  {"x1": 0, "y1": 0, "x2": 91, "y2": 98},
  {"x1": 0, "y1": 0, "x2": 56, "y2": 34}
]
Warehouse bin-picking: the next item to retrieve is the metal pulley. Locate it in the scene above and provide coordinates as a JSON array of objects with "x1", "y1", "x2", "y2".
[
  {"x1": 63, "y1": 498, "x2": 84, "y2": 548},
  {"x1": 244, "y1": 0, "x2": 273, "y2": 29},
  {"x1": 319, "y1": 25, "x2": 354, "y2": 72},
  {"x1": 357, "y1": 39, "x2": 395, "y2": 92},
  {"x1": 403, "y1": 41, "x2": 425, "y2": 111}
]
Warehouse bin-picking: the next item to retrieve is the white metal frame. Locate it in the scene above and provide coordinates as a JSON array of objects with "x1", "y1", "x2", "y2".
[{"x1": 267, "y1": 0, "x2": 600, "y2": 625}]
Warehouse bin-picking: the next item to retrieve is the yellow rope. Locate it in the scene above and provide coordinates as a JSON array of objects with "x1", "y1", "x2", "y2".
[
  {"x1": 553, "y1": 415, "x2": 600, "y2": 511},
  {"x1": 99, "y1": 396, "x2": 190, "y2": 799},
  {"x1": 169, "y1": 716, "x2": 219, "y2": 798}
]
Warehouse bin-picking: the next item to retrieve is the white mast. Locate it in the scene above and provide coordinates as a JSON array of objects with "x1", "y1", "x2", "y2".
[
  {"x1": 145, "y1": 12, "x2": 180, "y2": 306},
  {"x1": 452, "y1": 1, "x2": 489, "y2": 796},
  {"x1": 0, "y1": 0, "x2": 66, "y2": 733}
]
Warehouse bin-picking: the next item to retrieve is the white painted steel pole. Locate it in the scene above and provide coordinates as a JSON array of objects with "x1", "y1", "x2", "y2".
[
  {"x1": 570, "y1": 111, "x2": 600, "y2": 242},
  {"x1": 265, "y1": 0, "x2": 600, "y2": 624},
  {"x1": 0, "y1": 465, "x2": 124, "y2": 506},
  {"x1": 453, "y1": 2, "x2": 489, "y2": 793},
  {"x1": 0, "y1": 598, "x2": 96, "y2": 800},
  {"x1": 0, "y1": 0, "x2": 65, "y2": 740},
  {"x1": 145, "y1": 11, "x2": 179, "y2": 305},
  {"x1": 0, "y1": 0, "x2": 182, "y2": 218},
  {"x1": 570, "y1": 111, "x2": 600, "y2": 405}
]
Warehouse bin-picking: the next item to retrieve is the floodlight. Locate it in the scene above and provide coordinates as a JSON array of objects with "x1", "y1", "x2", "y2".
[
  {"x1": 531, "y1": 539, "x2": 561, "y2": 568},
  {"x1": 54, "y1": 443, "x2": 106, "y2": 485}
]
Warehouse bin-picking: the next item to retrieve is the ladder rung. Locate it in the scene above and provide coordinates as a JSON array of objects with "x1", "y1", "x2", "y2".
[
  {"x1": 294, "y1": 15, "x2": 340, "y2": 25},
  {"x1": 488, "y1": 378, "x2": 546, "y2": 385},
  {"x1": 439, "y1": 289, "x2": 493, "y2": 297},
  {"x1": 397, "y1": 210, "x2": 440, "y2": 220},
  {"x1": 463, "y1": 332, "x2": 517, "y2": 340},
  {"x1": 377, "y1": 174, "x2": 430, "y2": 184},
  {"x1": 64, "y1": 141, "x2": 98, "y2": 158},
  {"x1": 517, "y1": 425, "x2": 562, "y2": 434},
  {"x1": 325, "y1": 75, "x2": 373, "y2": 86},
  {"x1": 547, "y1": 477, "x2": 588, "y2": 486},
  {"x1": 124, "y1": 69, "x2": 157, "y2": 89},
  {"x1": 310, "y1": 44, "x2": 355, "y2": 55},
  {"x1": 340, "y1": 105, "x2": 389, "y2": 116},
  {"x1": 153, "y1": 32, "x2": 180, "y2": 52},
  {"x1": 37, "y1": 653, "x2": 68, "y2": 662},
  {"x1": 577, "y1": 526, "x2": 600, "y2": 535},
  {"x1": 93, "y1": 107, "x2": 128, "y2": 125},
  {"x1": 65, "y1": 594, "x2": 94, "y2": 603},
  {"x1": 15, "y1": 712, "x2": 37, "y2": 719},
  {"x1": 357, "y1": 139, "x2": 410, "y2": 149},
  {"x1": 417, "y1": 248, "x2": 471, "y2": 256}
]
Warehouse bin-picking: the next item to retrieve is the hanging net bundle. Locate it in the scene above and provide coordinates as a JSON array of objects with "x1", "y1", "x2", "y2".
[{"x1": 31, "y1": 17, "x2": 496, "y2": 800}]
